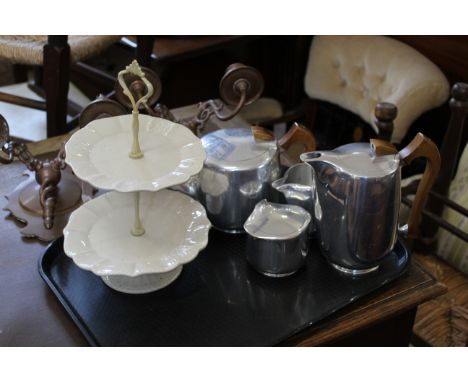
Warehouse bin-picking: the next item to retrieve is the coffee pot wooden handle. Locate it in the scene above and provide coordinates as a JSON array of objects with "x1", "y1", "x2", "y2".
[{"x1": 399, "y1": 133, "x2": 441, "y2": 238}]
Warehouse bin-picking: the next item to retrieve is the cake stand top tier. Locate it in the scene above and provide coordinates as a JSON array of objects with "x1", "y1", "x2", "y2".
[{"x1": 65, "y1": 114, "x2": 205, "y2": 192}]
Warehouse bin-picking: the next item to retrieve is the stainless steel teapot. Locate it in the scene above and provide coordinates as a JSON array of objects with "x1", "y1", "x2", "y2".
[
  {"x1": 175, "y1": 124, "x2": 315, "y2": 233},
  {"x1": 300, "y1": 133, "x2": 440, "y2": 275}
]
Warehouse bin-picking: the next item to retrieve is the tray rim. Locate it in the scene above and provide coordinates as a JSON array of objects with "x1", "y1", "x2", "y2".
[{"x1": 38, "y1": 237, "x2": 99, "y2": 346}]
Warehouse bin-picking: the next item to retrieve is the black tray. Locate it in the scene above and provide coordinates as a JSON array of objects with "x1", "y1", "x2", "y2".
[{"x1": 39, "y1": 230, "x2": 410, "y2": 346}]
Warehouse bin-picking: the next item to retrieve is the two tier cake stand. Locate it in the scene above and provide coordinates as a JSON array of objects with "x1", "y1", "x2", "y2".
[{"x1": 63, "y1": 61, "x2": 211, "y2": 294}]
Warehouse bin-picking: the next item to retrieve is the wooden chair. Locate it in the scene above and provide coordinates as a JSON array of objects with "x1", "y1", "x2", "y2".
[
  {"x1": 399, "y1": 82, "x2": 468, "y2": 346},
  {"x1": 358, "y1": 87, "x2": 467, "y2": 346},
  {"x1": 0, "y1": 35, "x2": 121, "y2": 138},
  {"x1": 246, "y1": 36, "x2": 450, "y2": 149}
]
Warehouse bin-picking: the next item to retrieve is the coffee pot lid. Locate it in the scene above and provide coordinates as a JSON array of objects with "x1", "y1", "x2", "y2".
[{"x1": 302, "y1": 142, "x2": 399, "y2": 178}]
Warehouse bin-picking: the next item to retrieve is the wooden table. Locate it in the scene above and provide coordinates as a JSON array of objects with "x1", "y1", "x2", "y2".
[{"x1": 0, "y1": 136, "x2": 446, "y2": 347}]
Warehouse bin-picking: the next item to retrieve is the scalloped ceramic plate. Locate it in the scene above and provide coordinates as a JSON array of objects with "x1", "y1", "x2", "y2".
[
  {"x1": 65, "y1": 114, "x2": 205, "y2": 192},
  {"x1": 63, "y1": 189, "x2": 211, "y2": 279}
]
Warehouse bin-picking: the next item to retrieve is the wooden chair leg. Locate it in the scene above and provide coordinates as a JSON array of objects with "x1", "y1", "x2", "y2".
[
  {"x1": 12, "y1": 64, "x2": 29, "y2": 82},
  {"x1": 27, "y1": 66, "x2": 45, "y2": 99},
  {"x1": 43, "y1": 35, "x2": 70, "y2": 137},
  {"x1": 375, "y1": 102, "x2": 397, "y2": 141}
]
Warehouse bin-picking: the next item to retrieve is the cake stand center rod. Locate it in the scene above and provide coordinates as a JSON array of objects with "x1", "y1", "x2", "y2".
[
  {"x1": 131, "y1": 191, "x2": 145, "y2": 236},
  {"x1": 117, "y1": 60, "x2": 154, "y2": 159},
  {"x1": 130, "y1": 110, "x2": 143, "y2": 158}
]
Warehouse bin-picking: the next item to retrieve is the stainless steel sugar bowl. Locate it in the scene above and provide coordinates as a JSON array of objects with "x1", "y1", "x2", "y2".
[
  {"x1": 244, "y1": 200, "x2": 311, "y2": 277},
  {"x1": 198, "y1": 128, "x2": 281, "y2": 233}
]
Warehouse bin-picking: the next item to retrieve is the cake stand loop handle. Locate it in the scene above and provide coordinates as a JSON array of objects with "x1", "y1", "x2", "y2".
[
  {"x1": 118, "y1": 61, "x2": 154, "y2": 159},
  {"x1": 117, "y1": 60, "x2": 154, "y2": 112}
]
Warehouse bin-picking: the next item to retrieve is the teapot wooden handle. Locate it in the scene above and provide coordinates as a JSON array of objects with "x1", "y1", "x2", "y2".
[
  {"x1": 279, "y1": 123, "x2": 316, "y2": 166},
  {"x1": 251, "y1": 123, "x2": 316, "y2": 166},
  {"x1": 399, "y1": 133, "x2": 441, "y2": 238},
  {"x1": 278, "y1": 122, "x2": 316, "y2": 153},
  {"x1": 251, "y1": 125, "x2": 275, "y2": 141},
  {"x1": 251, "y1": 123, "x2": 316, "y2": 151}
]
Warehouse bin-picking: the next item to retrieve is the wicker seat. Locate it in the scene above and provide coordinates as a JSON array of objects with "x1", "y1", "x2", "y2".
[
  {"x1": 0, "y1": 35, "x2": 121, "y2": 137},
  {"x1": 0, "y1": 35, "x2": 120, "y2": 65}
]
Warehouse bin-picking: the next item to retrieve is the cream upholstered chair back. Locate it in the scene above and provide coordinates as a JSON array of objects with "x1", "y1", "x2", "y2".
[{"x1": 304, "y1": 36, "x2": 450, "y2": 143}]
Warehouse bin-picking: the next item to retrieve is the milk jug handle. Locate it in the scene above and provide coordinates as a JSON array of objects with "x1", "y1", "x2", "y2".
[{"x1": 398, "y1": 133, "x2": 441, "y2": 238}]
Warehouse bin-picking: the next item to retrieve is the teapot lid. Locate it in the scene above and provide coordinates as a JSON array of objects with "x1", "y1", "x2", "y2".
[{"x1": 201, "y1": 128, "x2": 277, "y2": 171}]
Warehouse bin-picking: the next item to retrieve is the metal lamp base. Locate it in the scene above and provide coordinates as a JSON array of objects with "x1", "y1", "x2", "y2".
[{"x1": 4, "y1": 168, "x2": 94, "y2": 242}]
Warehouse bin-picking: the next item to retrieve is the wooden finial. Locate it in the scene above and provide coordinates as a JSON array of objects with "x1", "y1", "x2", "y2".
[
  {"x1": 374, "y1": 102, "x2": 398, "y2": 142},
  {"x1": 451, "y1": 82, "x2": 468, "y2": 103}
]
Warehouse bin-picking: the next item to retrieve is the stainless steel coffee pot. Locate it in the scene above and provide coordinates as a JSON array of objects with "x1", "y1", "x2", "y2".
[{"x1": 300, "y1": 134, "x2": 440, "y2": 275}]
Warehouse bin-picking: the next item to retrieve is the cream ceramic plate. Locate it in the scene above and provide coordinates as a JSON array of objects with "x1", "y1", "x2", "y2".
[
  {"x1": 63, "y1": 189, "x2": 211, "y2": 293},
  {"x1": 65, "y1": 114, "x2": 205, "y2": 192}
]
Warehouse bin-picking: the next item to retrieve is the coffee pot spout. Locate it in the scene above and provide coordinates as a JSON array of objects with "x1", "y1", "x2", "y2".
[
  {"x1": 300, "y1": 151, "x2": 336, "y2": 173},
  {"x1": 300, "y1": 151, "x2": 323, "y2": 164}
]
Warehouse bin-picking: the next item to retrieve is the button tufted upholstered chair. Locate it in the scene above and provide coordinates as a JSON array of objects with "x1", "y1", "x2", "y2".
[
  {"x1": 305, "y1": 35, "x2": 450, "y2": 144},
  {"x1": 0, "y1": 35, "x2": 121, "y2": 138}
]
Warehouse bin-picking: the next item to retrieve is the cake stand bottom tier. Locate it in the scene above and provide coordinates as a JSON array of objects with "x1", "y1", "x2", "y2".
[
  {"x1": 101, "y1": 266, "x2": 183, "y2": 294},
  {"x1": 62, "y1": 189, "x2": 211, "y2": 293}
]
